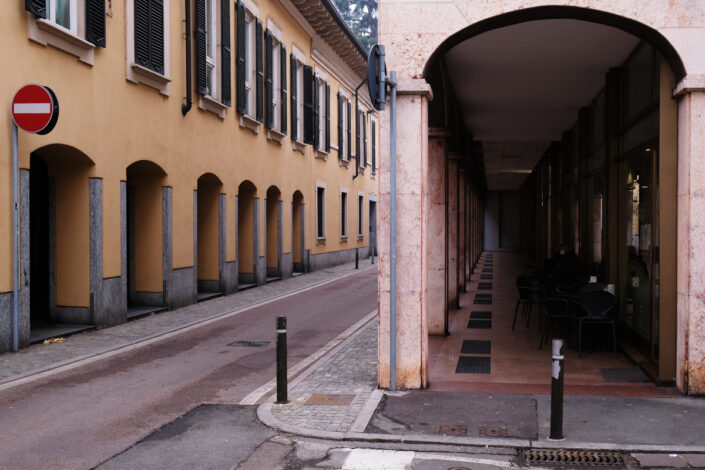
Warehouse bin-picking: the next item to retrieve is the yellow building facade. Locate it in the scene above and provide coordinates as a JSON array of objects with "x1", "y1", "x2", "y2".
[{"x1": 1, "y1": 0, "x2": 378, "y2": 351}]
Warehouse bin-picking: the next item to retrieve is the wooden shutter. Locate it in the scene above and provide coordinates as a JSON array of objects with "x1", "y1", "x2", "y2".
[
  {"x1": 134, "y1": 0, "x2": 164, "y2": 75},
  {"x1": 25, "y1": 0, "x2": 46, "y2": 19},
  {"x1": 236, "y1": 2, "x2": 246, "y2": 114},
  {"x1": 303, "y1": 65, "x2": 313, "y2": 145},
  {"x1": 372, "y1": 120, "x2": 376, "y2": 170},
  {"x1": 325, "y1": 83, "x2": 331, "y2": 152},
  {"x1": 221, "y1": 0, "x2": 231, "y2": 106},
  {"x1": 290, "y1": 54, "x2": 297, "y2": 140},
  {"x1": 255, "y1": 19, "x2": 264, "y2": 122},
  {"x1": 363, "y1": 114, "x2": 368, "y2": 166},
  {"x1": 313, "y1": 76, "x2": 320, "y2": 149},
  {"x1": 346, "y1": 99, "x2": 351, "y2": 159},
  {"x1": 85, "y1": 0, "x2": 106, "y2": 47},
  {"x1": 355, "y1": 108, "x2": 361, "y2": 168},
  {"x1": 337, "y1": 92, "x2": 343, "y2": 160},
  {"x1": 280, "y1": 44, "x2": 287, "y2": 135},
  {"x1": 194, "y1": 0, "x2": 208, "y2": 95},
  {"x1": 265, "y1": 30, "x2": 274, "y2": 129}
]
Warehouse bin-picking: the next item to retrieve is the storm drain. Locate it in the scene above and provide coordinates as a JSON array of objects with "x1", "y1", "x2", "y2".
[
  {"x1": 470, "y1": 311, "x2": 492, "y2": 319},
  {"x1": 455, "y1": 356, "x2": 491, "y2": 374},
  {"x1": 482, "y1": 268, "x2": 493, "y2": 273},
  {"x1": 461, "y1": 340, "x2": 491, "y2": 354},
  {"x1": 523, "y1": 450, "x2": 625, "y2": 467},
  {"x1": 480, "y1": 274, "x2": 493, "y2": 280},
  {"x1": 228, "y1": 340, "x2": 270, "y2": 347},
  {"x1": 478, "y1": 282, "x2": 493, "y2": 290}
]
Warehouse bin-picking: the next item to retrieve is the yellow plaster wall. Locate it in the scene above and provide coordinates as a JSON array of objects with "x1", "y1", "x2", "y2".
[{"x1": 0, "y1": 1, "x2": 378, "y2": 296}]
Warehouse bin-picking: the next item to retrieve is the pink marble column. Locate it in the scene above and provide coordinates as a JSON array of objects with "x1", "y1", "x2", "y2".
[
  {"x1": 427, "y1": 130, "x2": 448, "y2": 335},
  {"x1": 378, "y1": 78, "x2": 433, "y2": 390},
  {"x1": 457, "y1": 169, "x2": 467, "y2": 293},
  {"x1": 674, "y1": 83, "x2": 705, "y2": 394},
  {"x1": 465, "y1": 179, "x2": 472, "y2": 280},
  {"x1": 447, "y1": 156, "x2": 459, "y2": 311}
]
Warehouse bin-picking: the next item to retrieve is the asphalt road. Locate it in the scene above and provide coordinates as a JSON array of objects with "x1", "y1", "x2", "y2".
[{"x1": 0, "y1": 268, "x2": 377, "y2": 470}]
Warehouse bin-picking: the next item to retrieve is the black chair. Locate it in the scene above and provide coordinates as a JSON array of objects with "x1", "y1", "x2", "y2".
[
  {"x1": 512, "y1": 275, "x2": 534, "y2": 330},
  {"x1": 579, "y1": 283, "x2": 608, "y2": 295},
  {"x1": 540, "y1": 296, "x2": 576, "y2": 349},
  {"x1": 577, "y1": 290, "x2": 617, "y2": 357}
]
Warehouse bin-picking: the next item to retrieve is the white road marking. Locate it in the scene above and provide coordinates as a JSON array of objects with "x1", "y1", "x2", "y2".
[{"x1": 342, "y1": 449, "x2": 415, "y2": 470}]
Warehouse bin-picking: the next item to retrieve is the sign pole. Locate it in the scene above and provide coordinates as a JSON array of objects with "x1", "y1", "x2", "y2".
[{"x1": 12, "y1": 121, "x2": 19, "y2": 352}]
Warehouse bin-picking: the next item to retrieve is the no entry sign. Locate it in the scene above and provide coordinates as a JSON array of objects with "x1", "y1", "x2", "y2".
[{"x1": 12, "y1": 84, "x2": 59, "y2": 134}]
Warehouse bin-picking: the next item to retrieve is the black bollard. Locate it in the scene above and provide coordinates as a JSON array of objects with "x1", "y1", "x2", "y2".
[
  {"x1": 549, "y1": 338, "x2": 565, "y2": 440},
  {"x1": 276, "y1": 316, "x2": 288, "y2": 404},
  {"x1": 371, "y1": 251, "x2": 374, "y2": 265},
  {"x1": 355, "y1": 248, "x2": 359, "y2": 269}
]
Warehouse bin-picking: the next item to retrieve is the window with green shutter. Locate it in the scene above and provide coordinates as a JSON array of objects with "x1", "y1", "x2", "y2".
[{"x1": 134, "y1": 0, "x2": 165, "y2": 75}]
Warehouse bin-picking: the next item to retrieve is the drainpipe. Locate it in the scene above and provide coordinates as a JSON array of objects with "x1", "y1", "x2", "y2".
[
  {"x1": 388, "y1": 71, "x2": 397, "y2": 390},
  {"x1": 182, "y1": 0, "x2": 192, "y2": 116},
  {"x1": 352, "y1": 79, "x2": 367, "y2": 180}
]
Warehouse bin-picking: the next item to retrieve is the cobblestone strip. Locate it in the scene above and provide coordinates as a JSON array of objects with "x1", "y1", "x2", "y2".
[
  {"x1": 271, "y1": 321, "x2": 378, "y2": 433},
  {"x1": 0, "y1": 263, "x2": 375, "y2": 382}
]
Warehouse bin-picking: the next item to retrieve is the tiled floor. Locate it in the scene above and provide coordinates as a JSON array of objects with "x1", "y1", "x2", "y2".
[{"x1": 428, "y1": 252, "x2": 679, "y2": 397}]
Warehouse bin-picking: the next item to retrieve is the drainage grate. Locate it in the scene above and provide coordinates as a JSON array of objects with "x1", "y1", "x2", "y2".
[
  {"x1": 524, "y1": 450, "x2": 625, "y2": 467},
  {"x1": 467, "y1": 319, "x2": 492, "y2": 329},
  {"x1": 475, "y1": 293, "x2": 492, "y2": 298},
  {"x1": 438, "y1": 424, "x2": 468, "y2": 436},
  {"x1": 474, "y1": 299, "x2": 492, "y2": 305},
  {"x1": 478, "y1": 282, "x2": 493, "y2": 290},
  {"x1": 480, "y1": 274, "x2": 493, "y2": 280},
  {"x1": 461, "y1": 340, "x2": 491, "y2": 354},
  {"x1": 470, "y1": 311, "x2": 492, "y2": 319},
  {"x1": 228, "y1": 340, "x2": 270, "y2": 347},
  {"x1": 482, "y1": 268, "x2": 493, "y2": 273},
  {"x1": 479, "y1": 426, "x2": 507, "y2": 437},
  {"x1": 456, "y1": 356, "x2": 491, "y2": 374}
]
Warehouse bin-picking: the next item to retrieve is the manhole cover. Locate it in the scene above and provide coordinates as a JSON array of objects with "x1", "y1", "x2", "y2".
[
  {"x1": 228, "y1": 340, "x2": 270, "y2": 347},
  {"x1": 438, "y1": 424, "x2": 468, "y2": 436},
  {"x1": 305, "y1": 394, "x2": 355, "y2": 405},
  {"x1": 524, "y1": 449, "x2": 625, "y2": 467},
  {"x1": 478, "y1": 426, "x2": 507, "y2": 437}
]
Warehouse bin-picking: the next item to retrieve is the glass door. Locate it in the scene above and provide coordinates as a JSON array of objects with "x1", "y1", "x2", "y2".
[{"x1": 619, "y1": 148, "x2": 659, "y2": 362}]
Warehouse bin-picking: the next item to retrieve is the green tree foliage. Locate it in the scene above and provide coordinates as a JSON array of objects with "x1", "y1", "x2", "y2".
[{"x1": 332, "y1": 0, "x2": 377, "y2": 51}]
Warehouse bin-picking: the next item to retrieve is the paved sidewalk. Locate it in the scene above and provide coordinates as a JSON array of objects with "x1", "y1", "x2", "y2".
[
  {"x1": 0, "y1": 262, "x2": 375, "y2": 387},
  {"x1": 258, "y1": 318, "x2": 705, "y2": 465}
]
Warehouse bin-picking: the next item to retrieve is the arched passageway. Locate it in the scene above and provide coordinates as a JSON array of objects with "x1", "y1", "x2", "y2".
[
  {"x1": 238, "y1": 181, "x2": 261, "y2": 288},
  {"x1": 292, "y1": 190, "x2": 306, "y2": 274},
  {"x1": 27, "y1": 145, "x2": 97, "y2": 342},
  {"x1": 377, "y1": 3, "x2": 702, "y2": 393},
  {"x1": 265, "y1": 186, "x2": 282, "y2": 281},
  {"x1": 126, "y1": 160, "x2": 167, "y2": 317},
  {"x1": 196, "y1": 173, "x2": 224, "y2": 299}
]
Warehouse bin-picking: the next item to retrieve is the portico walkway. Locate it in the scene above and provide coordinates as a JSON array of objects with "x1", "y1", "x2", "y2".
[{"x1": 428, "y1": 252, "x2": 679, "y2": 397}]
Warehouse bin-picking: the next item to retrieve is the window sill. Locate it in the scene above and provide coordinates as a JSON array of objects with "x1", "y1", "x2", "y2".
[
  {"x1": 339, "y1": 159, "x2": 349, "y2": 168},
  {"x1": 316, "y1": 237, "x2": 326, "y2": 245},
  {"x1": 128, "y1": 63, "x2": 171, "y2": 96},
  {"x1": 198, "y1": 94, "x2": 227, "y2": 118},
  {"x1": 267, "y1": 128, "x2": 285, "y2": 144},
  {"x1": 315, "y1": 149, "x2": 329, "y2": 160},
  {"x1": 340, "y1": 236, "x2": 348, "y2": 243},
  {"x1": 292, "y1": 140, "x2": 306, "y2": 154},
  {"x1": 358, "y1": 235, "x2": 364, "y2": 241},
  {"x1": 29, "y1": 17, "x2": 95, "y2": 65},
  {"x1": 239, "y1": 114, "x2": 261, "y2": 134}
]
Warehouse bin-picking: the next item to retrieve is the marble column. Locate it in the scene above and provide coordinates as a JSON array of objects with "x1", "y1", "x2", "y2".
[
  {"x1": 674, "y1": 80, "x2": 705, "y2": 394},
  {"x1": 427, "y1": 129, "x2": 448, "y2": 335},
  {"x1": 457, "y1": 169, "x2": 467, "y2": 293},
  {"x1": 447, "y1": 155, "x2": 459, "y2": 311},
  {"x1": 378, "y1": 78, "x2": 432, "y2": 390}
]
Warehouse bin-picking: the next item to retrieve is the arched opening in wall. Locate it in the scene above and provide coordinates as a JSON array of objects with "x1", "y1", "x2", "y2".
[
  {"x1": 423, "y1": 6, "x2": 683, "y2": 391},
  {"x1": 265, "y1": 186, "x2": 282, "y2": 281},
  {"x1": 292, "y1": 190, "x2": 306, "y2": 274},
  {"x1": 126, "y1": 161, "x2": 167, "y2": 318},
  {"x1": 238, "y1": 180, "x2": 258, "y2": 289},
  {"x1": 196, "y1": 173, "x2": 224, "y2": 300},
  {"x1": 28, "y1": 145, "x2": 96, "y2": 342}
]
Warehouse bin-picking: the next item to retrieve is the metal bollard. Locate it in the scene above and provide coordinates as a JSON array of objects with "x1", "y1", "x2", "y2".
[
  {"x1": 549, "y1": 339, "x2": 565, "y2": 440},
  {"x1": 276, "y1": 316, "x2": 288, "y2": 404},
  {"x1": 371, "y1": 251, "x2": 374, "y2": 265},
  {"x1": 355, "y1": 248, "x2": 359, "y2": 269}
]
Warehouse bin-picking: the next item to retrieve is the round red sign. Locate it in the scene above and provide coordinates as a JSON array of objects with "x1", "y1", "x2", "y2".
[{"x1": 12, "y1": 84, "x2": 59, "y2": 135}]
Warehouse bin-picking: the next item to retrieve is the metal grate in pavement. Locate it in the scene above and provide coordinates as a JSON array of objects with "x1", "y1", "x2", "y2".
[
  {"x1": 474, "y1": 299, "x2": 492, "y2": 305},
  {"x1": 482, "y1": 268, "x2": 493, "y2": 273},
  {"x1": 470, "y1": 311, "x2": 491, "y2": 319},
  {"x1": 467, "y1": 319, "x2": 492, "y2": 329},
  {"x1": 455, "y1": 356, "x2": 491, "y2": 374},
  {"x1": 438, "y1": 424, "x2": 468, "y2": 436},
  {"x1": 228, "y1": 340, "x2": 270, "y2": 347},
  {"x1": 478, "y1": 282, "x2": 493, "y2": 290},
  {"x1": 524, "y1": 450, "x2": 625, "y2": 467},
  {"x1": 461, "y1": 340, "x2": 491, "y2": 354},
  {"x1": 480, "y1": 274, "x2": 493, "y2": 280}
]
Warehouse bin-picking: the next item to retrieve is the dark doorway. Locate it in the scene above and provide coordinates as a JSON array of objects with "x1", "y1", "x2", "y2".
[
  {"x1": 369, "y1": 200, "x2": 377, "y2": 257},
  {"x1": 29, "y1": 153, "x2": 50, "y2": 326}
]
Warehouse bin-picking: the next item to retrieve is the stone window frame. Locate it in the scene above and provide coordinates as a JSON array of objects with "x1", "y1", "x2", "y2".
[
  {"x1": 27, "y1": 1, "x2": 96, "y2": 66},
  {"x1": 126, "y1": 0, "x2": 172, "y2": 96}
]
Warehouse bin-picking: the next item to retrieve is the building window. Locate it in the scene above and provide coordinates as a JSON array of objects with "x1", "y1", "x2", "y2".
[
  {"x1": 358, "y1": 194, "x2": 364, "y2": 236},
  {"x1": 296, "y1": 60, "x2": 304, "y2": 141},
  {"x1": 48, "y1": 0, "x2": 77, "y2": 34},
  {"x1": 314, "y1": 77, "x2": 330, "y2": 152},
  {"x1": 338, "y1": 93, "x2": 347, "y2": 161},
  {"x1": 340, "y1": 190, "x2": 348, "y2": 237},
  {"x1": 126, "y1": 0, "x2": 171, "y2": 95},
  {"x1": 236, "y1": 0, "x2": 262, "y2": 123},
  {"x1": 317, "y1": 186, "x2": 326, "y2": 239},
  {"x1": 290, "y1": 48, "x2": 306, "y2": 147},
  {"x1": 197, "y1": 0, "x2": 231, "y2": 116},
  {"x1": 265, "y1": 23, "x2": 286, "y2": 136},
  {"x1": 206, "y1": 0, "x2": 217, "y2": 97}
]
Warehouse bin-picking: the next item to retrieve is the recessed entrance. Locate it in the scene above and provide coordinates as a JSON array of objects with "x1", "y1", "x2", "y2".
[
  {"x1": 196, "y1": 173, "x2": 224, "y2": 300},
  {"x1": 237, "y1": 181, "x2": 258, "y2": 289},
  {"x1": 292, "y1": 190, "x2": 305, "y2": 274}
]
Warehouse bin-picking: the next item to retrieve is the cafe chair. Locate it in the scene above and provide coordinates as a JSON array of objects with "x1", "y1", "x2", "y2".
[{"x1": 577, "y1": 290, "x2": 617, "y2": 357}]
